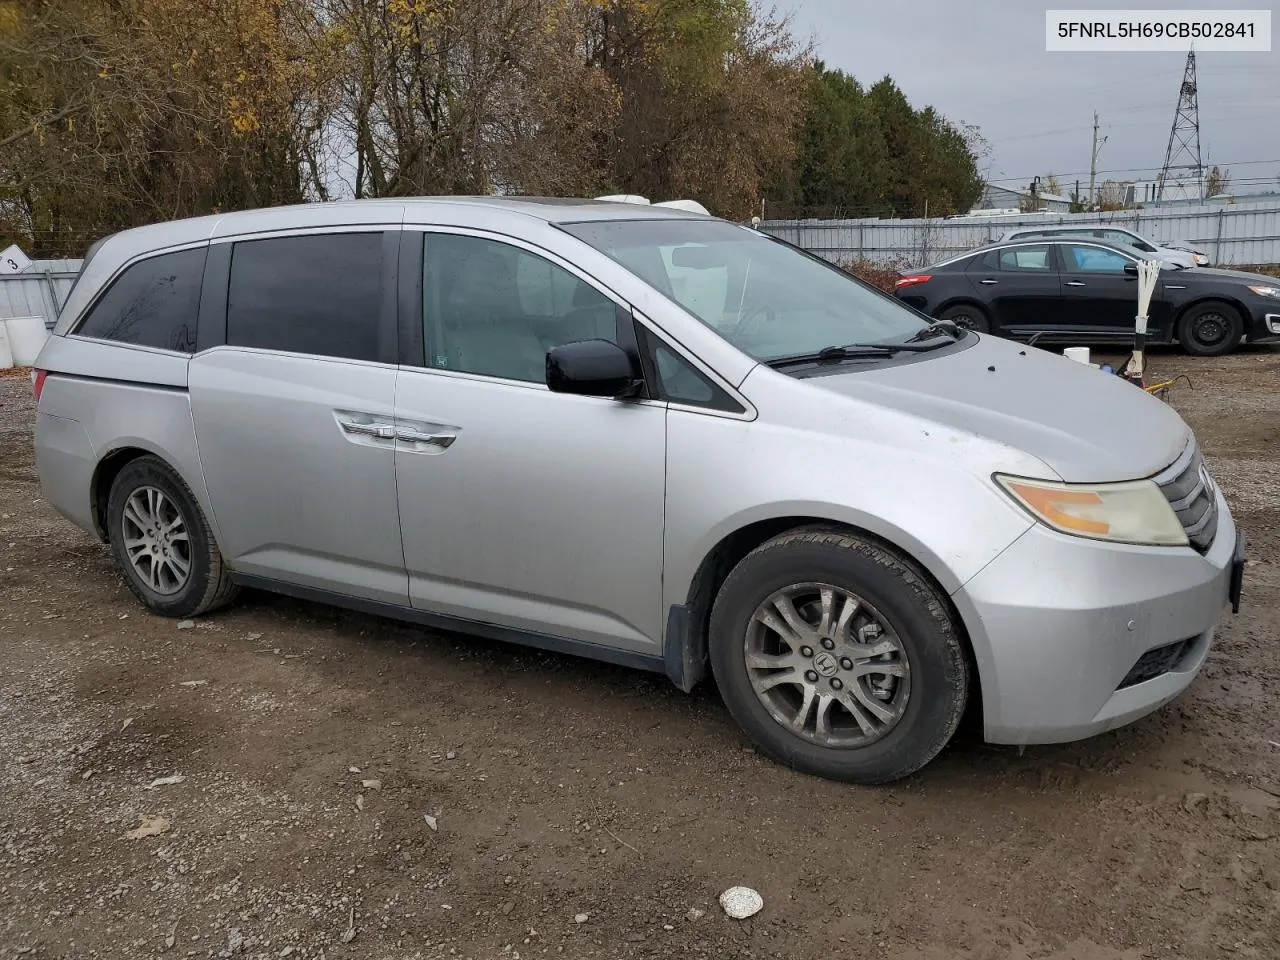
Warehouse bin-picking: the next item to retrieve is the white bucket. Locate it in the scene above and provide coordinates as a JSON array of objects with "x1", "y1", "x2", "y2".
[
  {"x1": 5, "y1": 316, "x2": 49, "y2": 366},
  {"x1": 0, "y1": 320, "x2": 12, "y2": 369},
  {"x1": 1063, "y1": 346, "x2": 1091, "y2": 365}
]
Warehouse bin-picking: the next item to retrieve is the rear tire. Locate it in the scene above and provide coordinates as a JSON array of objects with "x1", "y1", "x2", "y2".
[
  {"x1": 708, "y1": 527, "x2": 969, "y2": 784},
  {"x1": 1177, "y1": 301, "x2": 1243, "y2": 356},
  {"x1": 939, "y1": 304, "x2": 990, "y2": 334},
  {"x1": 106, "y1": 456, "x2": 238, "y2": 618}
]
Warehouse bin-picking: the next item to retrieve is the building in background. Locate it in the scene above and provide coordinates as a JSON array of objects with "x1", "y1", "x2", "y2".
[{"x1": 974, "y1": 183, "x2": 1071, "y2": 214}]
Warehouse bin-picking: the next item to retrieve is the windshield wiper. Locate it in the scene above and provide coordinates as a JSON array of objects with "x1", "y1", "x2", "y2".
[
  {"x1": 766, "y1": 345, "x2": 897, "y2": 368},
  {"x1": 904, "y1": 320, "x2": 961, "y2": 343},
  {"x1": 765, "y1": 339, "x2": 948, "y2": 369}
]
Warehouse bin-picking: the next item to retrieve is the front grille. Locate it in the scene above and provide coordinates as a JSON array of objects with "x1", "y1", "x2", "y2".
[
  {"x1": 1118, "y1": 638, "x2": 1196, "y2": 689},
  {"x1": 1155, "y1": 444, "x2": 1218, "y2": 554}
]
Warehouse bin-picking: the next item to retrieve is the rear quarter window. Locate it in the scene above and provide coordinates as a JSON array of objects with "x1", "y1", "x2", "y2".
[{"x1": 74, "y1": 247, "x2": 206, "y2": 352}]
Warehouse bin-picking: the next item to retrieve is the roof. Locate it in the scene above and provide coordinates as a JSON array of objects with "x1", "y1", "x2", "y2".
[
  {"x1": 50, "y1": 196, "x2": 717, "y2": 338},
  {"x1": 70, "y1": 196, "x2": 707, "y2": 266},
  {"x1": 925, "y1": 235, "x2": 1148, "y2": 270}
]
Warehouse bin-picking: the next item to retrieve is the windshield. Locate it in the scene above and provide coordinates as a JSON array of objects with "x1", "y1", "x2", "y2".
[{"x1": 559, "y1": 219, "x2": 931, "y2": 362}]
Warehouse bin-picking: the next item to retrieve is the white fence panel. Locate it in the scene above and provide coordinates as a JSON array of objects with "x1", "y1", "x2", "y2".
[{"x1": 759, "y1": 200, "x2": 1280, "y2": 269}]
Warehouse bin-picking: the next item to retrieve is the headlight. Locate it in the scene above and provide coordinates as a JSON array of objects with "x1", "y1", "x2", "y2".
[
  {"x1": 1194, "y1": 254, "x2": 1209, "y2": 265},
  {"x1": 1247, "y1": 284, "x2": 1280, "y2": 300},
  {"x1": 996, "y1": 475, "x2": 1188, "y2": 546}
]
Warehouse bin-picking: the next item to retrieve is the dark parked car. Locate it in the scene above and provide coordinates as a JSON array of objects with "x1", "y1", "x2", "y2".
[{"x1": 894, "y1": 238, "x2": 1280, "y2": 356}]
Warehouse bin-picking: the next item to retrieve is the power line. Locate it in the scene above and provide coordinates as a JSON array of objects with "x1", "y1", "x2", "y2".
[{"x1": 986, "y1": 157, "x2": 1280, "y2": 186}]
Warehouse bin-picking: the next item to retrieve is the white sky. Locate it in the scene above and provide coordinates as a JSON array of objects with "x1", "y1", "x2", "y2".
[{"x1": 783, "y1": 0, "x2": 1280, "y2": 194}]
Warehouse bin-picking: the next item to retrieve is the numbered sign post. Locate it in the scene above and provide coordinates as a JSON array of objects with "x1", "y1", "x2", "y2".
[{"x1": 0, "y1": 244, "x2": 33, "y2": 275}]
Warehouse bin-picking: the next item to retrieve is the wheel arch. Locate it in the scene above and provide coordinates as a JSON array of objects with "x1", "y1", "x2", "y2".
[
  {"x1": 1175, "y1": 295, "x2": 1248, "y2": 335},
  {"x1": 90, "y1": 441, "x2": 218, "y2": 546},
  {"x1": 934, "y1": 297, "x2": 993, "y2": 322},
  {"x1": 665, "y1": 513, "x2": 985, "y2": 730}
]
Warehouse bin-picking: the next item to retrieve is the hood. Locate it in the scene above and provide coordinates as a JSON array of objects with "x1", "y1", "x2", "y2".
[
  {"x1": 1153, "y1": 248, "x2": 1197, "y2": 267},
  {"x1": 806, "y1": 336, "x2": 1191, "y2": 483}
]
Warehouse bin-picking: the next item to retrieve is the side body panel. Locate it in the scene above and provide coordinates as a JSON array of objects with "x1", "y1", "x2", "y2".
[
  {"x1": 660, "y1": 363, "x2": 1041, "y2": 619},
  {"x1": 394, "y1": 370, "x2": 668, "y2": 652},
  {"x1": 188, "y1": 349, "x2": 407, "y2": 604},
  {"x1": 34, "y1": 350, "x2": 210, "y2": 543}
]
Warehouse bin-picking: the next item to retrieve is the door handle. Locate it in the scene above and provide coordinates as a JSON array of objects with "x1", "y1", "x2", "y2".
[
  {"x1": 979, "y1": 279, "x2": 999, "y2": 285},
  {"x1": 396, "y1": 426, "x2": 457, "y2": 448},
  {"x1": 1065, "y1": 281, "x2": 1086, "y2": 287},
  {"x1": 337, "y1": 418, "x2": 396, "y2": 440}
]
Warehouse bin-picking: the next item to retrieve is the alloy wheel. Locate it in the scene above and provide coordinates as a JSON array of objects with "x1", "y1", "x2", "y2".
[
  {"x1": 121, "y1": 485, "x2": 192, "y2": 596},
  {"x1": 743, "y1": 582, "x2": 911, "y2": 748}
]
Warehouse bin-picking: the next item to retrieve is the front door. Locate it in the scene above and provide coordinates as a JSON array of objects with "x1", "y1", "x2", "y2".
[
  {"x1": 1058, "y1": 243, "x2": 1166, "y2": 342},
  {"x1": 393, "y1": 230, "x2": 667, "y2": 656},
  {"x1": 189, "y1": 230, "x2": 408, "y2": 604}
]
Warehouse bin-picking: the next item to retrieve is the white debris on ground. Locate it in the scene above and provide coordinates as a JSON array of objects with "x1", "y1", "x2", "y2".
[{"x1": 718, "y1": 886, "x2": 763, "y2": 919}]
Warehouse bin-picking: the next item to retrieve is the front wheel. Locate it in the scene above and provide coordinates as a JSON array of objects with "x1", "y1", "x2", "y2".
[
  {"x1": 938, "y1": 304, "x2": 990, "y2": 334},
  {"x1": 106, "y1": 455, "x2": 239, "y2": 617},
  {"x1": 1177, "y1": 301, "x2": 1243, "y2": 356},
  {"x1": 708, "y1": 528, "x2": 969, "y2": 784}
]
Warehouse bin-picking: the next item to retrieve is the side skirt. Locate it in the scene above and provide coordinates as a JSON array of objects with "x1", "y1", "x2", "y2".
[{"x1": 232, "y1": 573, "x2": 668, "y2": 678}]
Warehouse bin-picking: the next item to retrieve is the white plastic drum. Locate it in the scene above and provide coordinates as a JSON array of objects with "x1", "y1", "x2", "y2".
[
  {"x1": 5, "y1": 316, "x2": 49, "y2": 366},
  {"x1": 0, "y1": 320, "x2": 13, "y2": 369}
]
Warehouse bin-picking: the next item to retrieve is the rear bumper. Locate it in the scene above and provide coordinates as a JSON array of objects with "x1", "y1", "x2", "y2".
[{"x1": 953, "y1": 488, "x2": 1237, "y2": 744}]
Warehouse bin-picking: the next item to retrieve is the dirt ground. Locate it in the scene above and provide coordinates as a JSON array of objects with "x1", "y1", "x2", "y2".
[{"x1": 2, "y1": 348, "x2": 1279, "y2": 960}]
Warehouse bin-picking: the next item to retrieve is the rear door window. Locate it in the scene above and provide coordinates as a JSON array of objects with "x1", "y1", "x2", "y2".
[
  {"x1": 980, "y1": 245, "x2": 1054, "y2": 271},
  {"x1": 75, "y1": 247, "x2": 205, "y2": 352},
  {"x1": 226, "y1": 233, "x2": 384, "y2": 361}
]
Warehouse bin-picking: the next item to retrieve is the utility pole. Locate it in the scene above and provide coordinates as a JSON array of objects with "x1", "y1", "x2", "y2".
[{"x1": 1089, "y1": 112, "x2": 1107, "y2": 209}]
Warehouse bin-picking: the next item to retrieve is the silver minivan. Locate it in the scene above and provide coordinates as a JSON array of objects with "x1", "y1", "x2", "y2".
[{"x1": 32, "y1": 198, "x2": 1246, "y2": 783}]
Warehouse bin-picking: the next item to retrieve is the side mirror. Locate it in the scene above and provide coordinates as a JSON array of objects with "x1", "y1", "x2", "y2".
[
  {"x1": 546, "y1": 339, "x2": 641, "y2": 398},
  {"x1": 1123, "y1": 263, "x2": 1139, "y2": 276}
]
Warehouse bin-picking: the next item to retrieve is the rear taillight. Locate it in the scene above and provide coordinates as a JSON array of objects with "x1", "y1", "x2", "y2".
[
  {"x1": 894, "y1": 274, "x2": 932, "y2": 289},
  {"x1": 31, "y1": 368, "x2": 48, "y2": 402}
]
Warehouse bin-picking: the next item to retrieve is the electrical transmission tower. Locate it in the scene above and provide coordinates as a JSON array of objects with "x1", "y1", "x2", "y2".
[{"x1": 1156, "y1": 50, "x2": 1203, "y2": 203}]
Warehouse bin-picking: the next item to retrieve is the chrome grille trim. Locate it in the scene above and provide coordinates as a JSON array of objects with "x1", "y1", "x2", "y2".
[{"x1": 1153, "y1": 441, "x2": 1218, "y2": 554}]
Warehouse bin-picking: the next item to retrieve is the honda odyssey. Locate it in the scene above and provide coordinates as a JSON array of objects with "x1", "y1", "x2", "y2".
[{"x1": 32, "y1": 197, "x2": 1246, "y2": 783}]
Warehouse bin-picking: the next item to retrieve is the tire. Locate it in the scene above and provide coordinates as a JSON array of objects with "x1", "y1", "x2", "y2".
[
  {"x1": 708, "y1": 528, "x2": 968, "y2": 784},
  {"x1": 105, "y1": 455, "x2": 238, "y2": 618},
  {"x1": 939, "y1": 304, "x2": 990, "y2": 334},
  {"x1": 1177, "y1": 300, "x2": 1243, "y2": 357}
]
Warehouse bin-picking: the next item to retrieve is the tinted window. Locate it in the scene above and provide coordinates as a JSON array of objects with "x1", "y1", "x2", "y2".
[
  {"x1": 227, "y1": 233, "x2": 383, "y2": 361},
  {"x1": 76, "y1": 247, "x2": 205, "y2": 352},
  {"x1": 424, "y1": 233, "x2": 619, "y2": 383},
  {"x1": 1064, "y1": 245, "x2": 1131, "y2": 273},
  {"x1": 983, "y1": 245, "x2": 1053, "y2": 271}
]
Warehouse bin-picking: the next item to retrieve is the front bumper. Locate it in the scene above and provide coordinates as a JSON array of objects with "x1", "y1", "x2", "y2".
[
  {"x1": 953, "y1": 488, "x2": 1239, "y2": 745},
  {"x1": 1245, "y1": 311, "x2": 1280, "y2": 343}
]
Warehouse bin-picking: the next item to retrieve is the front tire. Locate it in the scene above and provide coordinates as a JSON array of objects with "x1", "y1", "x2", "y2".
[
  {"x1": 1177, "y1": 301, "x2": 1243, "y2": 356},
  {"x1": 106, "y1": 455, "x2": 238, "y2": 617},
  {"x1": 709, "y1": 528, "x2": 969, "y2": 784}
]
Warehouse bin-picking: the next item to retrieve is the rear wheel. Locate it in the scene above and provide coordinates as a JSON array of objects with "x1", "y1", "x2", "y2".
[
  {"x1": 1177, "y1": 301, "x2": 1243, "y2": 356},
  {"x1": 708, "y1": 528, "x2": 969, "y2": 784},
  {"x1": 938, "y1": 304, "x2": 989, "y2": 334},
  {"x1": 106, "y1": 456, "x2": 238, "y2": 617}
]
